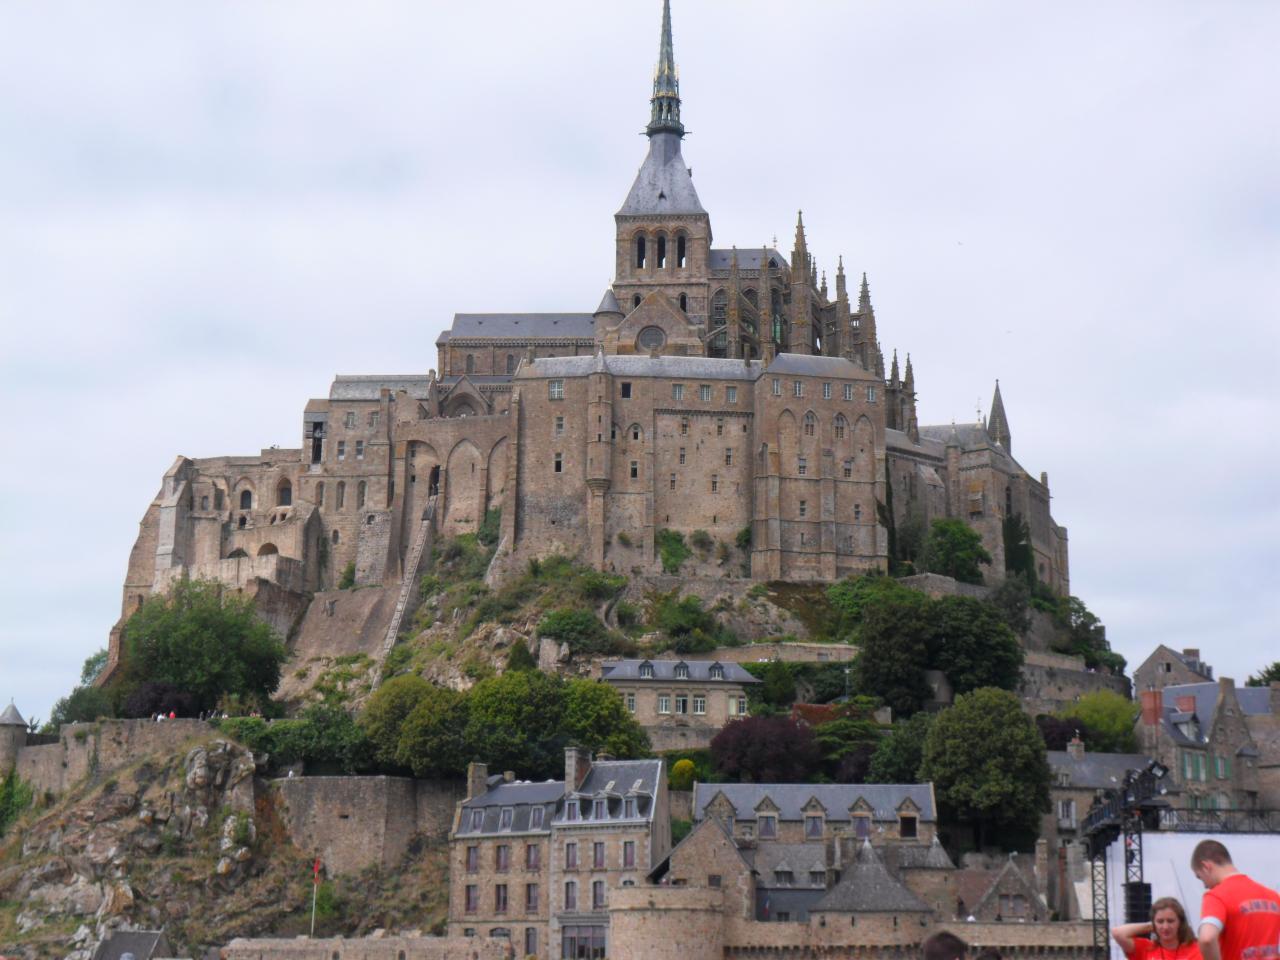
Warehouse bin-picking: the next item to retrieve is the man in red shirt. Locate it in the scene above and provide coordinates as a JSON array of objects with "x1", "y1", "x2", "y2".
[{"x1": 1193, "y1": 839, "x2": 1280, "y2": 960}]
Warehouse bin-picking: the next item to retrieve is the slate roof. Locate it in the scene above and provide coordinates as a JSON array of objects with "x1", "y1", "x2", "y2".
[
  {"x1": 618, "y1": 131, "x2": 705, "y2": 216},
  {"x1": 576, "y1": 758, "x2": 664, "y2": 799},
  {"x1": 329, "y1": 375, "x2": 432, "y2": 400},
  {"x1": 891, "y1": 836, "x2": 956, "y2": 870},
  {"x1": 1159, "y1": 682, "x2": 1274, "y2": 746},
  {"x1": 441, "y1": 313, "x2": 597, "y2": 342},
  {"x1": 694, "y1": 783, "x2": 935, "y2": 823},
  {"x1": 765, "y1": 353, "x2": 875, "y2": 380},
  {"x1": 596, "y1": 289, "x2": 622, "y2": 315},
  {"x1": 1046, "y1": 751, "x2": 1152, "y2": 790},
  {"x1": 708, "y1": 248, "x2": 785, "y2": 271},
  {"x1": 885, "y1": 427, "x2": 946, "y2": 458},
  {"x1": 812, "y1": 841, "x2": 930, "y2": 913},
  {"x1": 757, "y1": 886, "x2": 827, "y2": 921},
  {"x1": 601, "y1": 659, "x2": 759, "y2": 684},
  {"x1": 459, "y1": 779, "x2": 563, "y2": 834},
  {"x1": 754, "y1": 841, "x2": 829, "y2": 888},
  {"x1": 0, "y1": 702, "x2": 26, "y2": 727},
  {"x1": 523, "y1": 354, "x2": 764, "y2": 381}
]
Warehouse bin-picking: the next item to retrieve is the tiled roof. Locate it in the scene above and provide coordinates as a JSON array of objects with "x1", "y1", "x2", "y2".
[
  {"x1": 813, "y1": 841, "x2": 930, "y2": 913},
  {"x1": 0, "y1": 702, "x2": 25, "y2": 727},
  {"x1": 694, "y1": 782, "x2": 935, "y2": 823},
  {"x1": 601, "y1": 659, "x2": 759, "y2": 684}
]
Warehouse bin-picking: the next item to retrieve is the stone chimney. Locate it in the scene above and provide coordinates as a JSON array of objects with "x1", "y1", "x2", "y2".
[
  {"x1": 1034, "y1": 838, "x2": 1050, "y2": 899},
  {"x1": 503, "y1": 770, "x2": 515, "y2": 782},
  {"x1": 1140, "y1": 689, "x2": 1164, "y2": 726},
  {"x1": 1066, "y1": 735, "x2": 1085, "y2": 760},
  {"x1": 1183, "y1": 648, "x2": 1200, "y2": 661},
  {"x1": 564, "y1": 746, "x2": 591, "y2": 796},
  {"x1": 466, "y1": 761, "x2": 489, "y2": 800}
]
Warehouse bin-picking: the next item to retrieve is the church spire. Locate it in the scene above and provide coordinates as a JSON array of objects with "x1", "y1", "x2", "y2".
[
  {"x1": 647, "y1": 0, "x2": 684, "y2": 137},
  {"x1": 988, "y1": 380, "x2": 1011, "y2": 452},
  {"x1": 858, "y1": 272, "x2": 872, "y2": 313}
]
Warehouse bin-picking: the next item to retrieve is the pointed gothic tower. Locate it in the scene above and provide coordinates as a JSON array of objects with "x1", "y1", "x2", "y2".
[
  {"x1": 789, "y1": 211, "x2": 814, "y2": 354},
  {"x1": 612, "y1": 0, "x2": 713, "y2": 340},
  {"x1": 988, "y1": 380, "x2": 1011, "y2": 453}
]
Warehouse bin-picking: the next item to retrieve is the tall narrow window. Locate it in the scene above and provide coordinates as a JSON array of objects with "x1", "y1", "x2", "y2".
[
  {"x1": 699, "y1": 384, "x2": 712, "y2": 402},
  {"x1": 679, "y1": 448, "x2": 686, "y2": 465},
  {"x1": 465, "y1": 354, "x2": 475, "y2": 374},
  {"x1": 771, "y1": 378, "x2": 781, "y2": 397},
  {"x1": 239, "y1": 489, "x2": 253, "y2": 510},
  {"x1": 834, "y1": 415, "x2": 847, "y2": 439},
  {"x1": 554, "y1": 453, "x2": 563, "y2": 474},
  {"x1": 316, "y1": 482, "x2": 325, "y2": 507},
  {"x1": 799, "y1": 499, "x2": 807, "y2": 516},
  {"x1": 656, "y1": 235, "x2": 666, "y2": 269},
  {"x1": 679, "y1": 293, "x2": 687, "y2": 312},
  {"x1": 357, "y1": 481, "x2": 367, "y2": 508},
  {"x1": 804, "y1": 413, "x2": 816, "y2": 437},
  {"x1": 337, "y1": 440, "x2": 346, "y2": 461},
  {"x1": 867, "y1": 386, "x2": 877, "y2": 402},
  {"x1": 716, "y1": 418, "x2": 724, "y2": 435},
  {"x1": 564, "y1": 881, "x2": 577, "y2": 911},
  {"x1": 549, "y1": 379, "x2": 565, "y2": 400},
  {"x1": 798, "y1": 458, "x2": 808, "y2": 476},
  {"x1": 506, "y1": 354, "x2": 515, "y2": 375},
  {"x1": 726, "y1": 385, "x2": 737, "y2": 403},
  {"x1": 794, "y1": 380, "x2": 804, "y2": 398},
  {"x1": 710, "y1": 475, "x2": 719, "y2": 493},
  {"x1": 843, "y1": 383, "x2": 854, "y2": 401},
  {"x1": 672, "y1": 383, "x2": 685, "y2": 401},
  {"x1": 669, "y1": 473, "x2": 676, "y2": 490},
  {"x1": 823, "y1": 382, "x2": 832, "y2": 399},
  {"x1": 635, "y1": 235, "x2": 646, "y2": 269},
  {"x1": 724, "y1": 449, "x2": 733, "y2": 466},
  {"x1": 355, "y1": 440, "x2": 365, "y2": 460},
  {"x1": 629, "y1": 461, "x2": 639, "y2": 479},
  {"x1": 677, "y1": 234, "x2": 687, "y2": 268}
]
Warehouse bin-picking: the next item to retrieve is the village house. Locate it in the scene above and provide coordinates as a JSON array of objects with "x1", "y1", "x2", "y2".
[{"x1": 599, "y1": 658, "x2": 760, "y2": 751}]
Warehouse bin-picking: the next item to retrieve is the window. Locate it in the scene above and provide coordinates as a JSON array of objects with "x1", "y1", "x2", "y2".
[
  {"x1": 658, "y1": 695, "x2": 671, "y2": 714},
  {"x1": 554, "y1": 453, "x2": 563, "y2": 473},
  {"x1": 680, "y1": 418, "x2": 689, "y2": 436},
  {"x1": 592, "y1": 880, "x2": 606, "y2": 910},
  {"x1": 593, "y1": 842, "x2": 605, "y2": 868},
  {"x1": 774, "y1": 870, "x2": 793, "y2": 885},
  {"x1": 625, "y1": 692, "x2": 636, "y2": 712},
  {"x1": 708, "y1": 874, "x2": 722, "y2": 888},
  {"x1": 530, "y1": 807, "x2": 544, "y2": 829},
  {"x1": 316, "y1": 482, "x2": 325, "y2": 507},
  {"x1": 469, "y1": 808, "x2": 484, "y2": 831},
  {"x1": 466, "y1": 846, "x2": 479, "y2": 872},
  {"x1": 214, "y1": 488, "x2": 224, "y2": 510},
  {"x1": 239, "y1": 489, "x2": 253, "y2": 510},
  {"x1": 803, "y1": 412, "x2": 816, "y2": 436},
  {"x1": 623, "y1": 840, "x2": 636, "y2": 868},
  {"x1": 679, "y1": 293, "x2": 687, "y2": 312},
  {"x1": 200, "y1": 494, "x2": 210, "y2": 511},
  {"x1": 693, "y1": 695, "x2": 706, "y2": 714},
  {"x1": 549, "y1": 379, "x2": 565, "y2": 400},
  {"x1": 793, "y1": 380, "x2": 804, "y2": 398},
  {"x1": 640, "y1": 662, "x2": 654, "y2": 679},
  {"x1": 357, "y1": 480, "x2": 367, "y2": 508},
  {"x1": 710, "y1": 475, "x2": 719, "y2": 493},
  {"x1": 634, "y1": 295, "x2": 641, "y2": 308},
  {"x1": 496, "y1": 844, "x2": 510, "y2": 871},
  {"x1": 465, "y1": 355, "x2": 475, "y2": 375},
  {"x1": 624, "y1": 798, "x2": 637, "y2": 818},
  {"x1": 336, "y1": 481, "x2": 346, "y2": 509},
  {"x1": 805, "y1": 815, "x2": 824, "y2": 838},
  {"x1": 635, "y1": 235, "x2": 646, "y2": 269},
  {"x1": 620, "y1": 382, "x2": 632, "y2": 399},
  {"x1": 669, "y1": 474, "x2": 676, "y2": 490},
  {"x1": 368, "y1": 410, "x2": 380, "y2": 428},
  {"x1": 843, "y1": 460, "x2": 853, "y2": 479},
  {"x1": 675, "y1": 662, "x2": 689, "y2": 679},
  {"x1": 564, "y1": 880, "x2": 577, "y2": 911},
  {"x1": 526, "y1": 844, "x2": 540, "y2": 870},
  {"x1": 656, "y1": 235, "x2": 666, "y2": 268},
  {"x1": 524, "y1": 929, "x2": 537, "y2": 956},
  {"x1": 561, "y1": 925, "x2": 606, "y2": 959},
  {"x1": 726, "y1": 385, "x2": 738, "y2": 403},
  {"x1": 677, "y1": 235, "x2": 687, "y2": 268},
  {"x1": 494, "y1": 884, "x2": 508, "y2": 913},
  {"x1": 866, "y1": 386, "x2": 877, "y2": 402},
  {"x1": 675, "y1": 694, "x2": 688, "y2": 714},
  {"x1": 592, "y1": 800, "x2": 607, "y2": 821},
  {"x1": 630, "y1": 424, "x2": 642, "y2": 441},
  {"x1": 775, "y1": 911, "x2": 791, "y2": 922},
  {"x1": 843, "y1": 383, "x2": 854, "y2": 401},
  {"x1": 555, "y1": 415, "x2": 564, "y2": 436},
  {"x1": 699, "y1": 384, "x2": 712, "y2": 402},
  {"x1": 465, "y1": 884, "x2": 478, "y2": 913},
  {"x1": 344, "y1": 411, "x2": 357, "y2": 429},
  {"x1": 758, "y1": 815, "x2": 777, "y2": 839},
  {"x1": 525, "y1": 883, "x2": 538, "y2": 912},
  {"x1": 678, "y1": 447, "x2": 686, "y2": 465},
  {"x1": 834, "y1": 415, "x2": 847, "y2": 439},
  {"x1": 564, "y1": 804, "x2": 579, "y2": 822},
  {"x1": 823, "y1": 382, "x2": 832, "y2": 399},
  {"x1": 798, "y1": 459, "x2": 807, "y2": 476},
  {"x1": 565, "y1": 842, "x2": 578, "y2": 869},
  {"x1": 710, "y1": 664, "x2": 724, "y2": 680},
  {"x1": 799, "y1": 499, "x2": 807, "y2": 517},
  {"x1": 899, "y1": 815, "x2": 918, "y2": 839},
  {"x1": 629, "y1": 460, "x2": 639, "y2": 479},
  {"x1": 854, "y1": 815, "x2": 871, "y2": 839},
  {"x1": 506, "y1": 354, "x2": 516, "y2": 376},
  {"x1": 810, "y1": 870, "x2": 826, "y2": 885},
  {"x1": 672, "y1": 383, "x2": 685, "y2": 401},
  {"x1": 716, "y1": 418, "x2": 725, "y2": 436},
  {"x1": 772, "y1": 378, "x2": 781, "y2": 396},
  {"x1": 854, "y1": 503, "x2": 862, "y2": 520}
]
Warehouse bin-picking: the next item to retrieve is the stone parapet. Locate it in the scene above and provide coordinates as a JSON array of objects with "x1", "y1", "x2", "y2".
[
  {"x1": 154, "y1": 554, "x2": 309, "y2": 594},
  {"x1": 221, "y1": 936, "x2": 506, "y2": 960}
]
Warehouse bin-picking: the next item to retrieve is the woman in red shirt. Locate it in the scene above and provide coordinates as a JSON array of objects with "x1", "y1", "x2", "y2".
[{"x1": 1113, "y1": 898, "x2": 1203, "y2": 960}]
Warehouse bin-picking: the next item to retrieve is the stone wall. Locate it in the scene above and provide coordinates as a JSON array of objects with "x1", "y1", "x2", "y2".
[
  {"x1": 1019, "y1": 650, "x2": 1128, "y2": 716},
  {"x1": 898, "y1": 572, "x2": 991, "y2": 600},
  {"x1": 272, "y1": 776, "x2": 465, "y2": 876},
  {"x1": 15, "y1": 719, "x2": 212, "y2": 797},
  {"x1": 221, "y1": 936, "x2": 506, "y2": 960},
  {"x1": 276, "y1": 586, "x2": 396, "y2": 702}
]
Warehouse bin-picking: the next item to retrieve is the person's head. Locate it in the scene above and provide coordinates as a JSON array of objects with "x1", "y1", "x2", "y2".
[
  {"x1": 1190, "y1": 839, "x2": 1234, "y2": 889},
  {"x1": 1150, "y1": 897, "x2": 1194, "y2": 947},
  {"x1": 924, "y1": 931, "x2": 967, "y2": 960},
  {"x1": 975, "y1": 948, "x2": 1002, "y2": 960}
]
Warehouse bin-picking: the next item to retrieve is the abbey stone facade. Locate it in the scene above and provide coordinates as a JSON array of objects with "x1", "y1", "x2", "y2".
[{"x1": 104, "y1": 1, "x2": 1069, "y2": 678}]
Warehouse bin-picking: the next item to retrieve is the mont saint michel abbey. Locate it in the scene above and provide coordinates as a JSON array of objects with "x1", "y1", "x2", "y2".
[{"x1": 106, "y1": 1, "x2": 1069, "y2": 673}]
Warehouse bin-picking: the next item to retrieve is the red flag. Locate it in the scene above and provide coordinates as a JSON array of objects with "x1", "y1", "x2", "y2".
[{"x1": 313, "y1": 859, "x2": 322, "y2": 883}]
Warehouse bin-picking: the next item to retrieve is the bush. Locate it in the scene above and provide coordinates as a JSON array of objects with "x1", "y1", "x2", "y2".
[
  {"x1": 649, "y1": 593, "x2": 734, "y2": 653},
  {"x1": 576, "y1": 569, "x2": 626, "y2": 601},
  {"x1": 338, "y1": 562, "x2": 356, "y2": 590},
  {"x1": 0, "y1": 770, "x2": 34, "y2": 838},
  {"x1": 616, "y1": 602, "x2": 639, "y2": 629},
  {"x1": 477, "y1": 508, "x2": 502, "y2": 546},
  {"x1": 382, "y1": 644, "x2": 413, "y2": 677},
  {"x1": 538, "y1": 608, "x2": 609, "y2": 655},
  {"x1": 505, "y1": 640, "x2": 538, "y2": 672},
  {"x1": 47, "y1": 684, "x2": 116, "y2": 728},
  {"x1": 670, "y1": 758, "x2": 696, "y2": 791},
  {"x1": 736, "y1": 526, "x2": 752, "y2": 551},
  {"x1": 690, "y1": 529, "x2": 713, "y2": 553},
  {"x1": 655, "y1": 529, "x2": 692, "y2": 574}
]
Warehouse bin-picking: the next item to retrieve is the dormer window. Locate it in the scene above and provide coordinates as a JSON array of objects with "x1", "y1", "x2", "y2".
[
  {"x1": 899, "y1": 814, "x2": 918, "y2": 839},
  {"x1": 853, "y1": 813, "x2": 871, "y2": 839},
  {"x1": 640, "y1": 661, "x2": 655, "y2": 679},
  {"x1": 530, "y1": 807, "x2": 544, "y2": 829},
  {"x1": 773, "y1": 870, "x2": 793, "y2": 885},
  {"x1": 805, "y1": 814, "x2": 824, "y2": 839},
  {"x1": 564, "y1": 803, "x2": 579, "y2": 822},
  {"x1": 624, "y1": 798, "x2": 637, "y2": 818},
  {"x1": 710, "y1": 663, "x2": 725, "y2": 680},
  {"x1": 592, "y1": 799, "x2": 607, "y2": 820},
  {"x1": 469, "y1": 809, "x2": 484, "y2": 831},
  {"x1": 675, "y1": 662, "x2": 689, "y2": 680},
  {"x1": 500, "y1": 807, "x2": 513, "y2": 830},
  {"x1": 758, "y1": 814, "x2": 777, "y2": 839}
]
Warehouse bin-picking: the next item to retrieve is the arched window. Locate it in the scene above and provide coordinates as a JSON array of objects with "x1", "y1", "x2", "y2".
[
  {"x1": 506, "y1": 354, "x2": 515, "y2": 375},
  {"x1": 679, "y1": 293, "x2": 687, "y2": 312},
  {"x1": 834, "y1": 415, "x2": 847, "y2": 440},
  {"x1": 772, "y1": 289, "x2": 785, "y2": 344},
  {"x1": 633, "y1": 294, "x2": 641, "y2": 308},
  {"x1": 277, "y1": 480, "x2": 292, "y2": 507},
  {"x1": 656, "y1": 235, "x2": 667, "y2": 269},
  {"x1": 336, "y1": 481, "x2": 346, "y2": 509},
  {"x1": 630, "y1": 424, "x2": 642, "y2": 441},
  {"x1": 258, "y1": 543, "x2": 278, "y2": 556},
  {"x1": 744, "y1": 288, "x2": 758, "y2": 306},
  {"x1": 635, "y1": 235, "x2": 646, "y2": 269},
  {"x1": 639, "y1": 661, "x2": 654, "y2": 679},
  {"x1": 316, "y1": 482, "x2": 325, "y2": 507},
  {"x1": 331, "y1": 529, "x2": 340, "y2": 544},
  {"x1": 675, "y1": 662, "x2": 689, "y2": 680},
  {"x1": 712, "y1": 289, "x2": 727, "y2": 324},
  {"x1": 465, "y1": 354, "x2": 475, "y2": 375},
  {"x1": 357, "y1": 481, "x2": 367, "y2": 508},
  {"x1": 676, "y1": 234, "x2": 687, "y2": 269},
  {"x1": 239, "y1": 489, "x2": 253, "y2": 510},
  {"x1": 804, "y1": 412, "x2": 816, "y2": 437},
  {"x1": 710, "y1": 663, "x2": 724, "y2": 680}
]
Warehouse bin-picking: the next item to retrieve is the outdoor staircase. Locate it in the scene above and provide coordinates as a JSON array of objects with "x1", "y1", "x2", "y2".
[{"x1": 376, "y1": 496, "x2": 437, "y2": 679}]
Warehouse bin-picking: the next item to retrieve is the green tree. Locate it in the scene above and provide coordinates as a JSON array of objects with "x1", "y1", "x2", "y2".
[
  {"x1": 1247, "y1": 662, "x2": 1280, "y2": 687},
  {"x1": 1051, "y1": 596, "x2": 1125, "y2": 674},
  {"x1": 538, "y1": 608, "x2": 608, "y2": 655},
  {"x1": 1002, "y1": 514, "x2": 1035, "y2": 581},
  {"x1": 504, "y1": 639, "x2": 538, "y2": 672},
  {"x1": 1057, "y1": 690, "x2": 1139, "y2": 753},
  {"x1": 397, "y1": 684, "x2": 470, "y2": 778},
  {"x1": 670, "y1": 758, "x2": 696, "y2": 791},
  {"x1": 813, "y1": 697, "x2": 883, "y2": 781},
  {"x1": 987, "y1": 576, "x2": 1032, "y2": 636},
  {"x1": 920, "y1": 687, "x2": 1051, "y2": 848},
  {"x1": 760, "y1": 660, "x2": 797, "y2": 710},
  {"x1": 361, "y1": 674, "x2": 432, "y2": 768},
  {"x1": 561, "y1": 679, "x2": 649, "y2": 760},
  {"x1": 853, "y1": 589, "x2": 933, "y2": 718},
  {"x1": 868, "y1": 711, "x2": 934, "y2": 783},
  {"x1": 920, "y1": 518, "x2": 992, "y2": 585},
  {"x1": 79, "y1": 648, "x2": 109, "y2": 686},
  {"x1": 269, "y1": 703, "x2": 370, "y2": 774},
  {"x1": 464, "y1": 670, "x2": 570, "y2": 779},
  {"x1": 929, "y1": 595, "x2": 1024, "y2": 695},
  {"x1": 47, "y1": 684, "x2": 115, "y2": 728},
  {"x1": 120, "y1": 579, "x2": 286, "y2": 713},
  {"x1": 0, "y1": 771, "x2": 34, "y2": 838},
  {"x1": 826, "y1": 574, "x2": 918, "y2": 640}
]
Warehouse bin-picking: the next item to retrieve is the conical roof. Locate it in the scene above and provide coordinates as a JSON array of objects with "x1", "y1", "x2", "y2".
[
  {"x1": 595, "y1": 288, "x2": 622, "y2": 315},
  {"x1": 813, "y1": 841, "x2": 930, "y2": 914},
  {"x1": 0, "y1": 701, "x2": 27, "y2": 727}
]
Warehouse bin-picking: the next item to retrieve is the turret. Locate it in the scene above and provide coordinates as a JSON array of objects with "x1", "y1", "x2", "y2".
[{"x1": 0, "y1": 701, "x2": 27, "y2": 775}]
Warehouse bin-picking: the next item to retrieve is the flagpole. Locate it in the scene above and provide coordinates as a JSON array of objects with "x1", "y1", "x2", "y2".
[{"x1": 311, "y1": 858, "x2": 321, "y2": 937}]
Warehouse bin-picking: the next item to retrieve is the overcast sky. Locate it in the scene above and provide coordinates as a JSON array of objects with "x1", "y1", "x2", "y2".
[{"x1": 1, "y1": 1, "x2": 1277, "y2": 724}]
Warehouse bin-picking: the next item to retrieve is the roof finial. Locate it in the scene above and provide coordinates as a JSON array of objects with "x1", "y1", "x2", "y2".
[{"x1": 647, "y1": 0, "x2": 684, "y2": 137}]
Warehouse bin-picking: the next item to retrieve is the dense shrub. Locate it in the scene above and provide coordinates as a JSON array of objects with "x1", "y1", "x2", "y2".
[
  {"x1": 711, "y1": 716, "x2": 819, "y2": 783},
  {"x1": 122, "y1": 681, "x2": 199, "y2": 719},
  {"x1": 655, "y1": 529, "x2": 692, "y2": 574},
  {"x1": 670, "y1": 759, "x2": 696, "y2": 791},
  {"x1": 338, "y1": 562, "x2": 356, "y2": 590},
  {"x1": 538, "y1": 608, "x2": 609, "y2": 654},
  {"x1": 649, "y1": 593, "x2": 735, "y2": 653}
]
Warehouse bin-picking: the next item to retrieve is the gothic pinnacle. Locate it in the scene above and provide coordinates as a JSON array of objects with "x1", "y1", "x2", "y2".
[
  {"x1": 890, "y1": 349, "x2": 900, "y2": 385},
  {"x1": 859, "y1": 272, "x2": 872, "y2": 312}
]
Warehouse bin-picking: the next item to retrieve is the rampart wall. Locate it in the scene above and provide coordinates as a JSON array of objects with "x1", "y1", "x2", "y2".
[
  {"x1": 221, "y1": 936, "x2": 506, "y2": 960},
  {"x1": 1020, "y1": 650, "x2": 1128, "y2": 715}
]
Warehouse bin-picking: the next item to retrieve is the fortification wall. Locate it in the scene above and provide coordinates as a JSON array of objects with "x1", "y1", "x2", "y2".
[
  {"x1": 686, "y1": 641, "x2": 857, "y2": 665},
  {"x1": 898, "y1": 572, "x2": 992, "y2": 600},
  {"x1": 221, "y1": 936, "x2": 506, "y2": 960},
  {"x1": 355, "y1": 511, "x2": 394, "y2": 585},
  {"x1": 276, "y1": 586, "x2": 396, "y2": 702},
  {"x1": 15, "y1": 719, "x2": 212, "y2": 796},
  {"x1": 1020, "y1": 651, "x2": 1128, "y2": 715},
  {"x1": 272, "y1": 776, "x2": 465, "y2": 876},
  {"x1": 154, "y1": 554, "x2": 309, "y2": 595}
]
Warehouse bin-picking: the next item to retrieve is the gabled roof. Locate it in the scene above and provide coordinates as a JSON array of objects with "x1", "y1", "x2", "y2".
[
  {"x1": 1159, "y1": 681, "x2": 1274, "y2": 746},
  {"x1": 1046, "y1": 750, "x2": 1152, "y2": 790},
  {"x1": 0, "y1": 702, "x2": 25, "y2": 727},
  {"x1": 693, "y1": 783, "x2": 935, "y2": 823},
  {"x1": 459, "y1": 779, "x2": 563, "y2": 833},
  {"x1": 754, "y1": 841, "x2": 828, "y2": 889},
  {"x1": 601, "y1": 659, "x2": 759, "y2": 684},
  {"x1": 812, "y1": 841, "x2": 930, "y2": 913},
  {"x1": 441, "y1": 313, "x2": 596, "y2": 342}
]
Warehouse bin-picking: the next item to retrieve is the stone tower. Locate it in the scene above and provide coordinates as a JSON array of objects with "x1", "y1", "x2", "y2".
[{"x1": 0, "y1": 701, "x2": 27, "y2": 775}]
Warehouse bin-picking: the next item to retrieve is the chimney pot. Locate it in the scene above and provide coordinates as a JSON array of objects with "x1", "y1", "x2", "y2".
[
  {"x1": 1067, "y1": 736, "x2": 1085, "y2": 760},
  {"x1": 1140, "y1": 689, "x2": 1164, "y2": 726}
]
